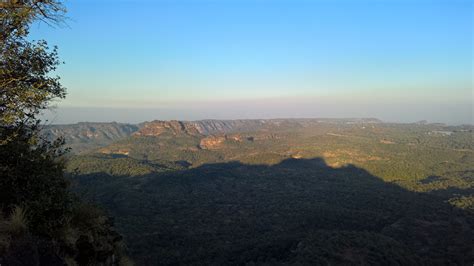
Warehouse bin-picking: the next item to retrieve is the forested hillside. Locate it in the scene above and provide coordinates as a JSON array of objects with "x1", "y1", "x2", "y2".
[
  {"x1": 43, "y1": 122, "x2": 139, "y2": 153},
  {"x1": 43, "y1": 118, "x2": 382, "y2": 153},
  {"x1": 65, "y1": 119, "x2": 474, "y2": 265}
]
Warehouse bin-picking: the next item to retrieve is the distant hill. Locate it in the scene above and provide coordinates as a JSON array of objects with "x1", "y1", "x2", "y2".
[
  {"x1": 190, "y1": 118, "x2": 383, "y2": 135},
  {"x1": 43, "y1": 122, "x2": 139, "y2": 153},
  {"x1": 43, "y1": 118, "x2": 383, "y2": 153}
]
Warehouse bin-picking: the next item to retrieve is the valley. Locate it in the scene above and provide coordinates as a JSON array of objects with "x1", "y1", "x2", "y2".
[
  {"x1": 45, "y1": 119, "x2": 474, "y2": 264},
  {"x1": 3, "y1": 1, "x2": 471, "y2": 264}
]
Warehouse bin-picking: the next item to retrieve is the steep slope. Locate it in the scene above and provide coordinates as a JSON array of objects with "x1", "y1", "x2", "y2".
[
  {"x1": 43, "y1": 122, "x2": 139, "y2": 153},
  {"x1": 46, "y1": 118, "x2": 459, "y2": 156},
  {"x1": 134, "y1": 120, "x2": 202, "y2": 136},
  {"x1": 190, "y1": 118, "x2": 383, "y2": 135}
]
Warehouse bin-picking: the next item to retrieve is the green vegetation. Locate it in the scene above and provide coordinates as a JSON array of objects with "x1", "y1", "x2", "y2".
[
  {"x1": 44, "y1": 122, "x2": 139, "y2": 154},
  {"x1": 0, "y1": 2, "x2": 129, "y2": 264},
  {"x1": 3, "y1": 0, "x2": 470, "y2": 265},
  {"x1": 66, "y1": 120, "x2": 473, "y2": 265}
]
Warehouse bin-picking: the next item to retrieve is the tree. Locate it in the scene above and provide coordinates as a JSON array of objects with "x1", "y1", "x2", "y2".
[
  {"x1": 1, "y1": 0, "x2": 66, "y2": 141},
  {"x1": 0, "y1": 1, "x2": 130, "y2": 264},
  {"x1": 1, "y1": 0, "x2": 68, "y2": 231}
]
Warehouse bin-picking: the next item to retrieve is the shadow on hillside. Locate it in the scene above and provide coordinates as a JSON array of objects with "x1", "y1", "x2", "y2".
[{"x1": 73, "y1": 157, "x2": 473, "y2": 265}]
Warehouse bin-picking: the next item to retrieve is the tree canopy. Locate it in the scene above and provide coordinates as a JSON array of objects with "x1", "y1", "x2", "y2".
[{"x1": 0, "y1": 1, "x2": 131, "y2": 264}]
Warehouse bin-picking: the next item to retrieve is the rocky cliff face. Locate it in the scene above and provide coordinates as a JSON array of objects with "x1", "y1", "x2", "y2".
[
  {"x1": 190, "y1": 120, "x2": 269, "y2": 135},
  {"x1": 133, "y1": 120, "x2": 202, "y2": 137},
  {"x1": 190, "y1": 118, "x2": 382, "y2": 135},
  {"x1": 132, "y1": 119, "x2": 283, "y2": 137},
  {"x1": 42, "y1": 122, "x2": 138, "y2": 153},
  {"x1": 44, "y1": 122, "x2": 139, "y2": 141},
  {"x1": 42, "y1": 118, "x2": 384, "y2": 153},
  {"x1": 44, "y1": 118, "x2": 383, "y2": 140}
]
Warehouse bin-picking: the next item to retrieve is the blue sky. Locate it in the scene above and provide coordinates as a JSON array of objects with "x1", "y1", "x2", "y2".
[{"x1": 33, "y1": 0, "x2": 472, "y2": 124}]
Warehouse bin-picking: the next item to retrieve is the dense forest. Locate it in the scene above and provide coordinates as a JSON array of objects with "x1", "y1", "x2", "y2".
[{"x1": 62, "y1": 119, "x2": 473, "y2": 265}]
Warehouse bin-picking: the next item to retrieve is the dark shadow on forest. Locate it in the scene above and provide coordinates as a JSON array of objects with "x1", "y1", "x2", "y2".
[{"x1": 72, "y1": 157, "x2": 473, "y2": 265}]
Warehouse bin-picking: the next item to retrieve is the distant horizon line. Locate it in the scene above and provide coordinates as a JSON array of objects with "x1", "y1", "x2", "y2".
[
  {"x1": 41, "y1": 105, "x2": 473, "y2": 126},
  {"x1": 43, "y1": 117, "x2": 473, "y2": 127}
]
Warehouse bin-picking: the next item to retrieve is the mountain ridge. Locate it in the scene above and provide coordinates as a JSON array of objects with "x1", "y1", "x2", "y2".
[{"x1": 42, "y1": 118, "x2": 384, "y2": 153}]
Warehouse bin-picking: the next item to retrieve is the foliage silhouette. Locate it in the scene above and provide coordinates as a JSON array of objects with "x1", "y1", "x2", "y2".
[
  {"x1": 72, "y1": 157, "x2": 473, "y2": 265},
  {"x1": 0, "y1": 1, "x2": 130, "y2": 264}
]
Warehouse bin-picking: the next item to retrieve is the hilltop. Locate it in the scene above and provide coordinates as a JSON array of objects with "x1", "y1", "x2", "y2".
[{"x1": 43, "y1": 118, "x2": 384, "y2": 153}]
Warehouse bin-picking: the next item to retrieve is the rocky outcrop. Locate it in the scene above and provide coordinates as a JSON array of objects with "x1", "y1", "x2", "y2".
[
  {"x1": 44, "y1": 118, "x2": 383, "y2": 141},
  {"x1": 134, "y1": 120, "x2": 201, "y2": 137},
  {"x1": 190, "y1": 120, "x2": 269, "y2": 135},
  {"x1": 190, "y1": 118, "x2": 382, "y2": 135},
  {"x1": 41, "y1": 118, "x2": 384, "y2": 154},
  {"x1": 199, "y1": 135, "x2": 227, "y2": 149}
]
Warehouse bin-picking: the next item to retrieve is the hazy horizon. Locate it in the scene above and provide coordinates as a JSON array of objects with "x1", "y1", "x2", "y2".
[
  {"x1": 42, "y1": 103, "x2": 472, "y2": 125},
  {"x1": 32, "y1": 0, "x2": 472, "y2": 125}
]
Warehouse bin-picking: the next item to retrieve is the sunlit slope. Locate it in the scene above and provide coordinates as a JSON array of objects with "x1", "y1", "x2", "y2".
[
  {"x1": 71, "y1": 121, "x2": 473, "y2": 196},
  {"x1": 66, "y1": 120, "x2": 473, "y2": 264}
]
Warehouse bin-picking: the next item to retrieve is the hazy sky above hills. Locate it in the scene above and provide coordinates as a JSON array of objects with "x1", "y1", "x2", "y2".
[{"x1": 33, "y1": 0, "x2": 472, "y2": 124}]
